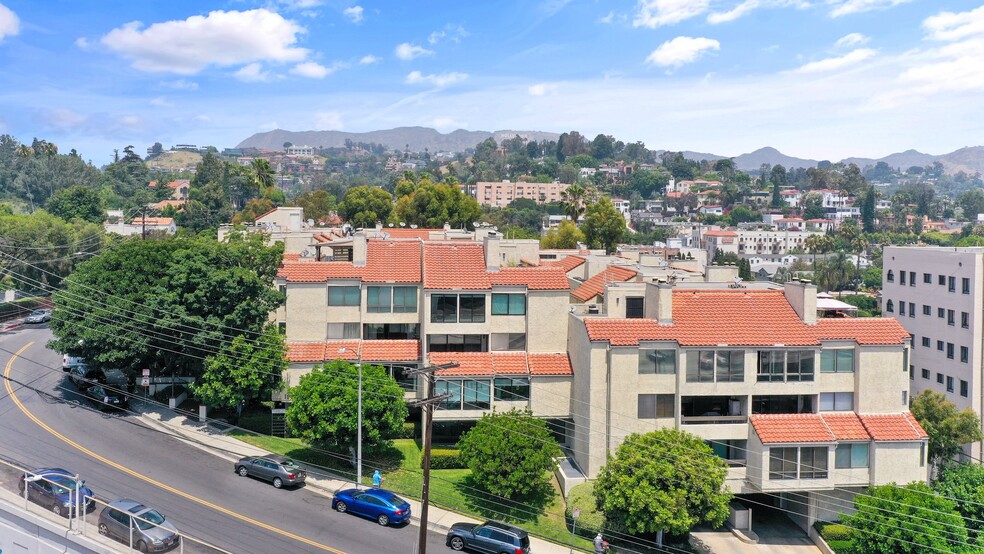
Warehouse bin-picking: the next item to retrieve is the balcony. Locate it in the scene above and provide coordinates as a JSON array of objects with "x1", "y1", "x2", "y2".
[{"x1": 681, "y1": 396, "x2": 747, "y2": 425}]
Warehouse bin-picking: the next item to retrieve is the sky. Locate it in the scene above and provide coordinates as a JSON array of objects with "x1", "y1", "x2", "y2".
[{"x1": 0, "y1": 0, "x2": 982, "y2": 165}]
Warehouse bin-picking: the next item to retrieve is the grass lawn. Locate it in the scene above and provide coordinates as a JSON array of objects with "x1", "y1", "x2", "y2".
[{"x1": 232, "y1": 433, "x2": 594, "y2": 551}]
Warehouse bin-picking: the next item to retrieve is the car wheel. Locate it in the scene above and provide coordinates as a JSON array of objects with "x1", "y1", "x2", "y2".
[
  {"x1": 137, "y1": 540, "x2": 149, "y2": 553},
  {"x1": 51, "y1": 503, "x2": 64, "y2": 517},
  {"x1": 449, "y1": 536, "x2": 465, "y2": 551},
  {"x1": 335, "y1": 501, "x2": 348, "y2": 513},
  {"x1": 273, "y1": 477, "x2": 283, "y2": 489},
  {"x1": 237, "y1": 466, "x2": 248, "y2": 477},
  {"x1": 377, "y1": 514, "x2": 389, "y2": 526},
  {"x1": 98, "y1": 523, "x2": 109, "y2": 536}
]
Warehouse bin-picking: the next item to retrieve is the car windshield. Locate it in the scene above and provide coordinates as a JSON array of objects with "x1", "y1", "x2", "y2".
[
  {"x1": 280, "y1": 459, "x2": 300, "y2": 469},
  {"x1": 31, "y1": 310, "x2": 45, "y2": 315},
  {"x1": 135, "y1": 509, "x2": 166, "y2": 530},
  {"x1": 48, "y1": 476, "x2": 79, "y2": 495}
]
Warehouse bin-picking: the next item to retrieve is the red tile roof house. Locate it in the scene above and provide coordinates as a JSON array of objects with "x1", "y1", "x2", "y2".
[
  {"x1": 571, "y1": 279, "x2": 927, "y2": 531},
  {"x1": 276, "y1": 233, "x2": 574, "y2": 445}
]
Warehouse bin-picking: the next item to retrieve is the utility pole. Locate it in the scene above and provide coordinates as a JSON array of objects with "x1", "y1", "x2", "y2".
[
  {"x1": 141, "y1": 205, "x2": 148, "y2": 240},
  {"x1": 406, "y1": 362, "x2": 458, "y2": 554}
]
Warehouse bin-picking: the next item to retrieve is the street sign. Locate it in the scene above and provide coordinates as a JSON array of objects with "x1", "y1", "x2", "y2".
[
  {"x1": 141, "y1": 376, "x2": 150, "y2": 387},
  {"x1": 142, "y1": 368, "x2": 150, "y2": 377},
  {"x1": 572, "y1": 508, "x2": 580, "y2": 519}
]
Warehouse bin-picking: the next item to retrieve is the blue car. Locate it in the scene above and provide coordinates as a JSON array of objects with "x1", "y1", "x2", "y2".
[
  {"x1": 331, "y1": 487, "x2": 411, "y2": 526},
  {"x1": 18, "y1": 468, "x2": 93, "y2": 517}
]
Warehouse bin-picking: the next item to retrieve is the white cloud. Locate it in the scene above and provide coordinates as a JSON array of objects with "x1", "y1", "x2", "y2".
[
  {"x1": 528, "y1": 83, "x2": 558, "y2": 96},
  {"x1": 40, "y1": 108, "x2": 87, "y2": 130},
  {"x1": 923, "y1": 5, "x2": 984, "y2": 42},
  {"x1": 394, "y1": 42, "x2": 433, "y2": 60},
  {"x1": 233, "y1": 63, "x2": 273, "y2": 82},
  {"x1": 633, "y1": 0, "x2": 709, "y2": 28},
  {"x1": 313, "y1": 111, "x2": 343, "y2": 130},
  {"x1": 794, "y1": 48, "x2": 876, "y2": 73},
  {"x1": 74, "y1": 37, "x2": 92, "y2": 50},
  {"x1": 599, "y1": 11, "x2": 615, "y2": 24},
  {"x1": 118, "y1": 115, "x2": 141, "y2": 128},
  {"x1": 428, "y1": 24, "x2": 468, "y2": 45},
  {"x1": 645, "y1": 36, "x2": 720, "y2": 69},
  {"x1": 149, "y1": 96, "x2": 174, "y2": 107},
  {"x1": 0, "y1": 3, "x2": 20, "y2": 42},
  {"x1": 160, "y1": 79, "x2": 199, "y2": 90},
  {"x1": 835, "y1": 33, "x2": 869, "y2": 48},
  {"x1": 291, "y1": 61, "x2": 342, "y2": 78},
  {"x1": 359, "y1": 55, "x2": 380, "y2": 64},
  {"x1": 828, "y1": 0, "x2": 911, "y2": 18},
  {"x1": 99, "y1": 9, "x2": 309, "y2": 74},
  {"x1": 343, "y1": 6, "x2": 364, "y2": 24},
  {"x1": 707, "y1": 0, "x2": 809, "y2": 24},
  {"x1": 405, "y1": 70, "x2": 468, "y2": 88}
]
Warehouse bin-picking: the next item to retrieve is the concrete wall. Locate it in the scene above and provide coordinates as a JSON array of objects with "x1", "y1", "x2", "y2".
[
  {"x1": 855, "y1": 345, "x2": 909, "y2": 414},
  {"x1": 568, "y1": 314, "x2": 609, "y2": 478},
  {"x1": 0, "y1": 497, "x2": 109, "y2": 554},
  {"x1": 525, "y1": 290, "x2": 570, "y2": 353},
  {"x1": 871, "y1": 441, "x2": 929, "y2": 485}
]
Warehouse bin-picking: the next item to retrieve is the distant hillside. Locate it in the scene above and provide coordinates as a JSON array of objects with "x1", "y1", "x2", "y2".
[
  {"x1": 236, "y1": 127, "x2": 560, "y2": 153},
  {"x1": 733, "y1": 147, "x2": 819, "y2": 171},
  {"x1": 940, "y1": 146, "x2": 984, "y2": 175},
  {"x1": 842, "y1": 149, "x2": 937, "y2": 171},
  {"x1": 146, "y1": 150, "x2": 202, "y2": 171}
]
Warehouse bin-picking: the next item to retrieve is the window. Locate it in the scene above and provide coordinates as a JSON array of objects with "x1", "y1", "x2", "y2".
[
  {"x1": 786, "y1": 351, "x2": 815, "y2": 382},
  {"x1": 491, "y1": 333, "x2": 526, "y2": 351},
  {"x1": 769, "y1": 447, "x2": 798, "y2": 480},
  {"x1": 708, "y1": 439, "x2": 747, "y2": 466},
  {"x1": 902, "y1": 390, "x2": 908, "y2": 405},
  {"x1": 800, "y1": 447, "x2": 829, "y2": 479},
  {"x1": 458, "y1": 295, "x2": 486, "y2": 323},
  {"x1": 924, "y1": 273, "x2": 932, "y2": 284},
  {"x1": 639, "y1": 349, "x2": 677, "y2": 375},
  {"x1": 937, "y1": 340, "x2": 944, "y2": 351},
  {"x1": 886, "y1": 300, "x2": 894, "y2": 313},
  {"x1": 947, "y1": 343, "x2": 955, "y2": 359},
  {"x1": 961, "y1": 346, "x2": 969, "y2": 363},
  {"x1": 656, "y1": 394, "x2": 674, "y2": 418},
  {"x1": 820, "y1": 392, "x2": 854, "y2": 411},
  {"x1": 327, "y1": 322, "x2": 360, "y2": 339},
  {"x1": 392, "y1": 287, "x2": 418, "y2": 313},
  {"x1": 327, "y1": 286, "x2": 360, "y2": 306},
  {"x1": 900, "y1": 272, "x2": 907, "y2": 285},
  {"x1": 961, "y1": 380, "x2": 969, "y2": 397},
  {"x1": 716, "y1": 351, "x2": 745, "y2": 382},
  {"x1": 435, "y1": 380, "x2": 463, "y2": 410},
  {"x1": 687, "y1": 351, "x2": 715, "y2": 383},
  {"x1": 949, "y1": 276, "x2": 956, "y2": 292},
  {"x1": 962, "y1": 312, "x2": 970, "y2": 329},
  {"x1": 366, "y1": 286, "x2": 392, "y2": 313},
  {"x1": 638, "y1": 394, "x2": 657, "y2": 419},
  {"x1": 909, "y1": 271, "x2": 915, "y2": 286},
  {"x1": 908, "y1": 303, "x2": 915, "y2": 318},
  {"x1": 963, "y1": 277, "x2": 971, "y2": 294},
  {"x1": 835, "y1": 444, "x2": 869, "y2": 469},
  {"x1": 922, "y1": 305, "x2": 931, "y2": 316},
  {"x1": 948, "y1": 310, "x2": 955, "y2": 326},
  {"x1": 887, "y1": 270, "x2": 894, "y2": 282},
  {"x1": 463, "y1": 380, "x2": 491, "y2": 410},
  {"x1": 938, "y1": 308, "x2": 946, "y2": 319},
  {"x1": 922, "y1": 337, "x2": 930, "y2": 348},
  {"x1": 625, "y1": 297, "x2": 645, "y2": 318},
  {"x1": 757, "y1": 350, "x2": 785, "y2": 382},
  {"x1": 494, "y1": 377, "x2": 530, "y2": 401},
  {"x1": 364, "y1": 323, "x2": 419, "y2": 340},
  {"x1": 491, "y1": 293, "x2": 526, "y2": 316},
  {"x1": 821, "y1": 349, "x2": 855, "y2": 373},
  {"x1": 939, "y1": 275, "x2": 946, "y2": 286},
  {"x1": 922, "y1": 368, "x2": 930, "y2": 380},
  {"x1": 757, "y1": 350, "x2": 815, "y2": 382},
  {"x1": 947, "y1": 376, "x2": 954, "y2": 393},
  {"x1": 937, "y1": 372, "x2": 944, "y2": 384},
  {"x1": 427, "y1": 334, "x2": 488, "y2": 353},
  {"x1": 431, "y1": 295, "x2": 458, "y2": 323},
  {"x1": 278, "y1": 321, "x2": 286, "y2": 335},
  {"x1": 278, "y1": 284, "x2": 287, "y2": 296},
  {"x1": 899, "y1": 302, "x2": 906, "y2": 316}
]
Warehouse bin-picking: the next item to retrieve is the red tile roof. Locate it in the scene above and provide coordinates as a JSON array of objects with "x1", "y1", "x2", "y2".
[
  {"x1": 751, "y1": 414, "x2": 836, "y2": 443},
  {"x1": 278, "y1": 240, "x2": 422, "y2": 283},
  {"x1": 528, "y1": 353, "x2": 574, "y2": 375},
  {"x1": 423, "y1": 243, "x2": 490, "y2": 289},
  {"x1": 546, "y1": 255, "x2": 586, "y2": 273},
  {"x1": 254, "y1": 207, "x2": 279, "y2": 221},
  {"x1": 360, "y1": 340, "x2": 420, "y2": 361},
  {"x1": 491, "y1": 267, "x2": 570, "y2": 290},
  {"x1": 572, "y1": 266, "x2": 638, "y2": 301},
  {"x1": 860, "y1": 413, "x2": 928, "y2": 441},
  {"x1": 751, "y1": 412, "x2": 928, "y2": 443},
  {"x1": 583, "y1": 290, "x2": 910, "y2": 346},
  {"x1": 286, "y1": 340, "x2": 420, "y2": 363},
  {"x1": 820, "y1": 413, "x2": 870, "y2": 441},
  {"x1": 166, "y1": 179, "x2": 190, "y2": 189},
  {"x1": 427, "y1": 352, "x2": 573, "y2": 377},
  {"x1": 381, "y1": 228, "x2": 445, "y2": 240}
]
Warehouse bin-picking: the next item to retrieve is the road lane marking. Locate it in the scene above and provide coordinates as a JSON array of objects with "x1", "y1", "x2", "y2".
[{"x1": 3, "y1": 342, "x2": 347, "y2": 554}]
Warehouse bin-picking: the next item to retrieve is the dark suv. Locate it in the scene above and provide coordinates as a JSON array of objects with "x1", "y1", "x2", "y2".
[{"x1": 447, "y1": 520, "x2": 531, "y2": 554}]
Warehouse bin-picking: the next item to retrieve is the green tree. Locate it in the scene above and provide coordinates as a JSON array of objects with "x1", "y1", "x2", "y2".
[
  {"x1": 911, "y1": 390, "x2": 983, "y2": 467},
  {"x1": 582, "y1": 197, "x2": 626, "y2": 254},
  {"x1": 936, "y1": 463, "x2": 984, "y2": 539},
  {"x1": 285, "y1": 360, "x2": 408, "y2": 449},
  {"x1": 594, "y1": 429, "x2": 731, "y2": 535},
  {"x1": 845, "y1": 482, "x2": 971, "y2": 554},
  {"x1": 802, "y1": 192, "x2": 825, "y2": 219},
  {"x1": 339, "y1": 185, "x2": 393, "y2": 228},
  {"x1": 958, "y1": 189, "x2": 984, "y2": 221},
  {"x1": 391, "y1": 181, "x2": 481, "y2": 229},
  {"x1": 627, "y1": 170, "x2": 669, "y2": 199},
  {"x1": 457, "y1": 409, "x2": 561, "y2": 499},
  {"x1": 769, "y1": 164, "x2": 787, "y2": 208},
  {"x1": 193, "y1": 327, "x2": 287, "y2": 421},
  {"x1": 293, "y1": 190, "x2": 337, "y2": 223},
  {"x1": 0, "y1": 211, "x2": 103, "y2": 290},
  {"x1": 251, "y1": 158, "x2": 276, "y2": 195},
  {"x1": 193, "y1": 151, "x2": 225, "y2": 189},
  {"x1": 590, "y1": 134, "x2": 615, "y2": 160},
  {"x1": 45, "y1": 186, "x2": 105, "y2": 224},
  {"x1": 540, "y1": 220, "x2": 585, "y2": 249},
  {"x1": 860, "y1": 188, "x2": 877, "y2": 232},
  {"x1": 560, "y1": 183, "x2": 589, "y2": 221}
]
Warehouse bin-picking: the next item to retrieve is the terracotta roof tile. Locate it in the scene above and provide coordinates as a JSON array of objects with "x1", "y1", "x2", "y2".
[
  {"x1": 287, "y1": 340, "x2": 421, "y2": 363},
  {"x1": 285, "y1": 342, "x2": 327, "y2": 363},
  {"x1": 423, "y1": 243, "x2": 490, "y2": 289},
  {"x1": 572, "y1": 266, "x2": 638, "y2": 301},
  {"x1": 254, "y1": 207, "x2": 279, "y2": 221},
  {"x1": 429, "y1": 352, "x2": 497, "y2": 376},
  {"x1": 545, "y1": 255, "x2": 586, "y2": 273},
  {"x1": 820, "y1": 413, "x2": 870, "y2": 441},
  {"x1": 816, "y1": 318, "x2": 910, "y2": 345},
  {"x1": 492, "y1": 267, "x2": 570, "y2": 290},
  {"x1": 529, "y1": 353, "x2": 574, "y2": 375},
  {"x1": 359, "y1": 340, "x2": 420, "y2": 362},
  {"x1": 278, "y1": 240, "x2": 422, "y2": 283},
  {"x1": 860, "y1": 413, "x2": 928, "y2": 441},
  {"x1": 751, "y1": 414, "x2": 836, "y2": 443},
  {"x1": 427, "y1": 352, "x2": 572, "y2": 377}
]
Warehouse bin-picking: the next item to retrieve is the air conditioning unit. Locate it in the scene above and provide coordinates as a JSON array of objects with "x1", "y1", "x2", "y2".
[{"x1": 587, "y1": 304, "x2": 600, "y2": 315}]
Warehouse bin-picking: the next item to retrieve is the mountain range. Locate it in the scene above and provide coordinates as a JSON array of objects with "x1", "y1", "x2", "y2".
[{"x1": 237, "y1": 127, "x2": 984, "y2": 175}]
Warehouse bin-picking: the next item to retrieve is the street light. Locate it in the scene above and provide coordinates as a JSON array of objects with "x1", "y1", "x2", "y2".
[{"x1": 339, "y1": 347, "x2": 363, "y2": 489}]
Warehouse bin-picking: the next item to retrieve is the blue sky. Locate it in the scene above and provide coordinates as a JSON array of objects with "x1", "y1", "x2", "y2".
[{"x1": 0, "y1": 0, "x2": 982, "y2": 165}]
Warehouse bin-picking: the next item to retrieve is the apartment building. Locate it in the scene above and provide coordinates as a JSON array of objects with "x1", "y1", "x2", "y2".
[
  {"x1": 473, "y1": 181, "x2": 569, "y2": 207},
  {"x1": 882, "y1": 246, "x2": 984, "y2": 458},
  {"x1": 568, "y1": 280, "x2": 927, "y2": 529}
]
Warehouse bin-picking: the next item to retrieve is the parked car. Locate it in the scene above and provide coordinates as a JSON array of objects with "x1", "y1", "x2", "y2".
[
  {"x1": 331, "y1": 487, "x2": 412, "y2": 526},
  {"x1": 17, "y1": 467, "x2": 93, "y2": 517},
  {"x1": 446, "y1": 520, "x2": 531, "y2": 554},
  {"x1": 62, "y1": 354, "x2": 86, "y2": 372},
  {"x1": 98, "y1": 498, "x2": 180, "y2": 552},
  {"x1": 24, "y1": 309, "x2": 52, "y2": 324},
  {"x1": 69, "y1": 366, "x2": 128, "y2": 389},
  {"x1": 234, "y1": 455, "x2": 306, "y2": 488},
  {"x1": 83, "y1": 384, "x2": 128, "y2": 411}
]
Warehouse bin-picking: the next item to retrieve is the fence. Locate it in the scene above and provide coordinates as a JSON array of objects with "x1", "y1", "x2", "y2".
[{"x1": 0, "y1": 456, "x2": 230, "y2": 554}]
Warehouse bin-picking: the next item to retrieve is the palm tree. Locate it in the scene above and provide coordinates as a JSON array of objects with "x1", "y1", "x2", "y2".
[
  {"x1": 817, "y1": 251, "x2": 853, "y2": 292},
  {"x1": 251, "y1": 158, "x2": 276, "y2": 197},
  {"x1": 560, "y1": 183, "x2": 588, "y2": 222},
  {"x1": 15, "y1": 143, "x2": 36, "y2": 212},
  {"x1": 804, "y1": 234, "x2": 835, "y2": 270}
]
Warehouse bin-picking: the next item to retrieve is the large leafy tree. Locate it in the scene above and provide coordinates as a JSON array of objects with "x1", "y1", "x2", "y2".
[
  {"x1": 285, "y1": 360, "x2": 408, "y2": 449},
  {"x1": 48, "y1": 233, "x2": 284, "y2": 378},
  {"x1": 540, "y1": 220, "x2": 585, "y2": 249},
  {"x1": 594, "y1": 429, "x2": 731, "y2": 535},
  {"x1": 582, "y1": 197, "x2": 626, "y2": 254},
  {"x1": 293, "y1": 190, "x2": 337, "y2": 223},
  {"x1": 457, "y1": 409, "x2": 560, "y2": 499},
  {"x1": 935, "y1": 463, "x2": 984, "y2": 539},
  {"x1": 0, "y1": 211, "x2": 104, "y2": 290},
  {"x1": 627, "y1": 170, "x2": 669, "y2": 199},
  {"x1": 911, "y1": 390, "x2": 983, "y2": 467},
  {"x1": 193, "y1": 326, "x2": 287, "y2": 420},
  {"x1": 45, "y1": 186, "x2": 105, "y2": 223},
  {"x1": 844, "y1": 482, "x2": 971, "y2": 554},
  {"x1": 339, "y1": 185, "x2": 393, "y2": 228},
  {"x1": 391, "y1": 181, "x2": 482, "y2": 229}
]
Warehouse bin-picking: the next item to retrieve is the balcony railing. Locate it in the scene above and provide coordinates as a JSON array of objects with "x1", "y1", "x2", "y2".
[{"x1": 680, "y1": 415, "x2": 748, "y2": 425}]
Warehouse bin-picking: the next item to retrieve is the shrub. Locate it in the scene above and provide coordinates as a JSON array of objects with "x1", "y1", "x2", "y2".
[
  {"x1": 397, "y1": 422, "x2": 418, "y2": 439},
  {"x1": 426, "y1": 448, "x2": 465, "y2": 469},
  {"x1": 565, "y1": 483, "x2": 606, "y2": 539},
  {"x1": 820, "y1": 523, "x2": 851, "y2": 542},
  {"x1": 826, "y1": 539, "x2": 854, "y2": 553}
]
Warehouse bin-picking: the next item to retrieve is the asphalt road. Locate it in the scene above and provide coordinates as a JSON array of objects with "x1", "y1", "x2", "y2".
[{"x1": 0, "y1": 326, "x2": 450, "y2": 554}]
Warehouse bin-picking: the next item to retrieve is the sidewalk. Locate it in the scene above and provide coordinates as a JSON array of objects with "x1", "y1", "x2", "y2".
[{"x1": 134, "y1": 399, "x2": 580, "y2": 554}]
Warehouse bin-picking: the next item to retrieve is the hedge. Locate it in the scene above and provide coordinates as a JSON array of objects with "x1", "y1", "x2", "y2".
[
  {"x1": 397, "y1": 422, "x2": 418, "y2": 439},
  {"x1": 425, "y1": 448, "x2": 465, "y2": 469},
  {"x1": 826, "y1": 539, "x2": 855, "y2": 553},
  {"x1": 564, "y1": 482, "x2": 607, "y2": 539},
  {"x1": 820, "y1": 523, "x2": 851, "y2": 542}
]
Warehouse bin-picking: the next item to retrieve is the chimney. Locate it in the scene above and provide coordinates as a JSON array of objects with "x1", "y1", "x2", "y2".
[
  {"x1": 644, "y1": 282, "x2": 673, "y2": 325},
  {"x1": 484, "y1": 233, "x2": 501, "y2": 272},
  {"x1": 705, "y1": 264, "x2": 739, "y2": 283},
  {"x1": 352, "y1": 231, "x2": 368, "y2": 267},
  {"x1": 784, "y1": 280, "x2": 817, "y2": 325}
]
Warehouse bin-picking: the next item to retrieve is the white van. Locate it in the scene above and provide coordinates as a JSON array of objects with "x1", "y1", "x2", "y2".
[{"x1": 62, "y1": 355, "x2": 86, "y2": 372}]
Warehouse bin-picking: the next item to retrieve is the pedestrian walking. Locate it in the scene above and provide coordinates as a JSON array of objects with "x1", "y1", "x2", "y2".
[{"x1": 372, "y1": 469, "x2": 383, "y2": 488}]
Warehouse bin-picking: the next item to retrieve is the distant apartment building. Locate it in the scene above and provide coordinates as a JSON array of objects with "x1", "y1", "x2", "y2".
[
  {"x1": 104, "y1": 211, "x2": 177, "y2": 236},
  {"x1": 882, "y1": 246, "x2": 984, "y2": 458},
  {"x1": 473, "y1": 181, "x2": 570, "y2": 207},
  {"x1": 286, "y1": 145, "x2": 315, "y2": 156}
]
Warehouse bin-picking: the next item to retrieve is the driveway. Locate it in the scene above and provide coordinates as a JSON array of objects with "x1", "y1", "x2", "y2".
[{"x1": 690, "y1": 506, "x2": 821, "y2": 554}]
